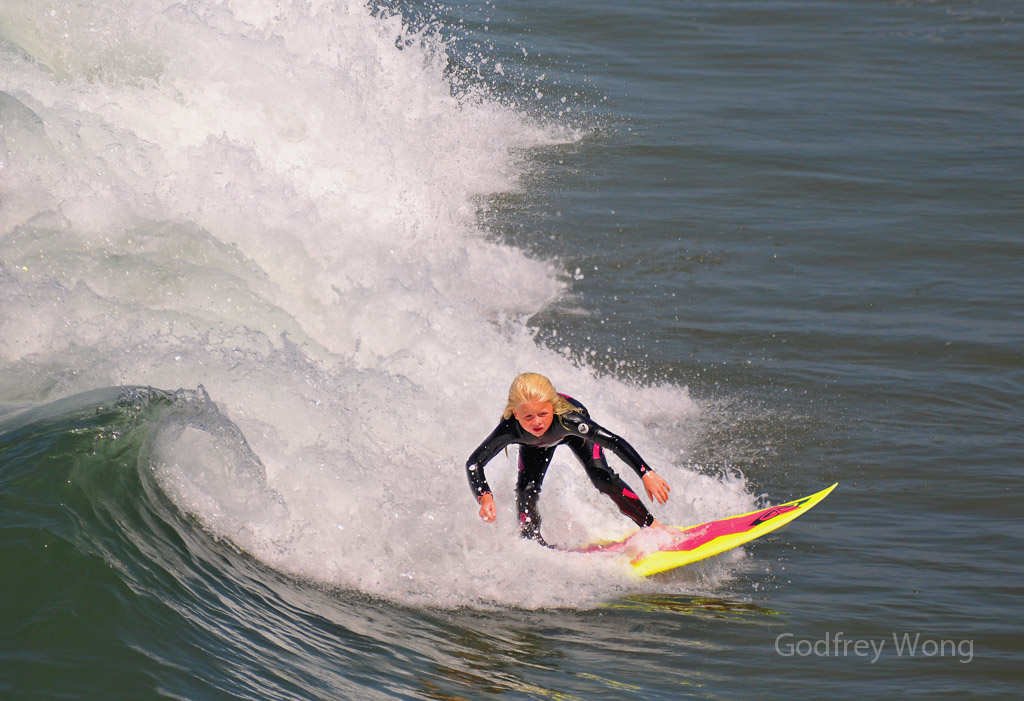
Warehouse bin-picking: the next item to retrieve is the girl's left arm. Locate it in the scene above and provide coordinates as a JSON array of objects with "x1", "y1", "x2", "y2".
[{"x1": 585, "y1": 420, "x2": 671, "y2": 504}]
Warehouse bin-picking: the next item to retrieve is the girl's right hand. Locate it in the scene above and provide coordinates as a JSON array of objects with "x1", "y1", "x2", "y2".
[{"x1": 478, "y1": 493, "x2": 496, "y2": 522}]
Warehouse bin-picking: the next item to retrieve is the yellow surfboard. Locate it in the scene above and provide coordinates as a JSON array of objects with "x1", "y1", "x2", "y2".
[{"x1": 575, "y1": 483, "x2": 837, "y2": 576}]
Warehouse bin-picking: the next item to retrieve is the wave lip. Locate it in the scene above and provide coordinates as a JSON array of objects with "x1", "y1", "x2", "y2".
[{"x1": 0, "y1": 0, "x2": 566, "y2": 390}]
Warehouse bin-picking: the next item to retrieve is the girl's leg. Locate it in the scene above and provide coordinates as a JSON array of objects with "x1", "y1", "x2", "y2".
[
  {"x1": 516, "y1": 446, "x2": 555, "y2": 543},
  {"x1": 569, "y1": 439, "x2": 655, "y2": 528}
]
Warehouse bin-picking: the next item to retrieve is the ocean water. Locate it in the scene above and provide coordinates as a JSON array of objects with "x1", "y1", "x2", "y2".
[{"x1": 1, "y1": 0, "x2": 1020, "y2": 698}]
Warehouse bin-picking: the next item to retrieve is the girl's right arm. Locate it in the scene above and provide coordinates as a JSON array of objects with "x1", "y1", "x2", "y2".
[
  {"x1": 465, "y1": 419, "x2": 515, "y2": 507},
  {"x1": 477, "y1": 493, "x2": 497, "y2": 522}
]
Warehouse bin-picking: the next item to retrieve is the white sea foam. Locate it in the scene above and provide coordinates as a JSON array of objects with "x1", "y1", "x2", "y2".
[{"x1": 0, "y1": 0, "x2": 742, "y2": 607}]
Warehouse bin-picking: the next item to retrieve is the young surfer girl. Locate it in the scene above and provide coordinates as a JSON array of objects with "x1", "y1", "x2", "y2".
[{"x1": 465, "y1": 372, "x2": 671, "y2": 545}]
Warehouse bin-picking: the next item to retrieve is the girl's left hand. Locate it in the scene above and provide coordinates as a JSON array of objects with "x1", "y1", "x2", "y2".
[{"x1": 642, "y1": 472, "x2": 671, "y2": 504}]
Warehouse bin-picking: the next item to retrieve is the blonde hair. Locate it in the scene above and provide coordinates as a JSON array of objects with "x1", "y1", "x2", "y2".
[{"x1": 502, "y1": 373, "x2": 576, "y2": 420}]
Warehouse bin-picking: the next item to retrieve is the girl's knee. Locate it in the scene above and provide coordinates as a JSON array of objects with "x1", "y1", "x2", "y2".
[{"x1": 585, "y1": 465, "x2": 619, "y2": 492}]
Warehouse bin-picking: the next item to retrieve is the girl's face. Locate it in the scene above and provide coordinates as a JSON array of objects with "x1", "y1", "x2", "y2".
[{"x1": 513, "y1": 401, "x2": 554, "y2": 437}]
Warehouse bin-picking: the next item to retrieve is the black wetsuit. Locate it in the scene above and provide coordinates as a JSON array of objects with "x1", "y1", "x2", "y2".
[{"x1": 465, "y1": 396, "x2": 655, "y2": 543}]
